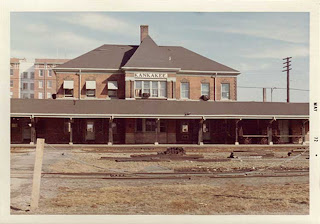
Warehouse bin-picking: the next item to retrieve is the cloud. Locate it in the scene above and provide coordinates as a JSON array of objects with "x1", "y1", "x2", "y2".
[
  {"x1": 25, "y1": 23, "x2": 48, "y2": 33},
  {"x1": 244, "y1": 45, "x2": 309, "y2": 59},
  {"x1": 53, "y1": 31, "x2": 101, "y2": 47},
  {"x1": 190, "y1": 14, "x2": 308, "y2": 44},
  {"x1": 237, "y1": 62, "x2": 271, "y2": 72},
  {"x1": 204, "y1": 25, "x2": 308, "y2": 44},
  {"x1": 57, "y1": 13, "x2": 136, "y2": 34}
]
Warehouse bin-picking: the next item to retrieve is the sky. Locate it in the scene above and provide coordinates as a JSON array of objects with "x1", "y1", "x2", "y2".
[{"x1": 10, "y1": 12, "x2": 309, "y2": 102}]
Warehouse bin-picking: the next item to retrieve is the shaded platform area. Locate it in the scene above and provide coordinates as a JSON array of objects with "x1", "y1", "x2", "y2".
[{"x1": 11, "y1": 99, "x2": 309, "y2": 145}]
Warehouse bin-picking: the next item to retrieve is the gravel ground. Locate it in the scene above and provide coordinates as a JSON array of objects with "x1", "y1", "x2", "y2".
[{"x1": 10, "y1": 146, "x2": 309, "y2": 215}]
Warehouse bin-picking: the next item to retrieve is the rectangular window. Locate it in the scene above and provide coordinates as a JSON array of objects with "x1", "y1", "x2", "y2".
[
  {"x1": 151, "y1": 81, "x2": 158, "y2": 97},
  {"x1": 201, "y1": 83, "x2": 210, "y2": 97},
  {"x1": 108, "y1": 90, "x2": 117, "y2": 98},
  {"x1": 108, "y1": 81, "x2": 118, "y2": 98},
  {"x1": 22, "y1": 83, "x2": 28, "y2": 90},
  {"x1": 30, "y1": 94, "x2": 34, "y2": 99},
  {"x1": 10, "y1": 92, "x2": 13, "y2": 98},
  {"x1": 135, "y1": 81, "x2": 142, "y2": 97},
  {"x1": 47, "y1": 80, "x2": 52, "y2": 88},
  {"x1": 221, "y1": 83, "x2": 230, "y2": 100},
  {"x1": 145, "y1": 119, "x2": 156, "y2": 132},
  {"x1": 64, "y1": 89, "x2": 73, "y2": 98},
  {"x1": 38, "y1": 92, "x2": 43, "y2": 99},
  {"x1": 136, "y1": 119, "x2": 143, "y2": 132},
  {"x1": 30, "y1": 83, "x2": 34, "y2": 90},
  {"x1": 135, "y1": 81, "x2": 167, "y2": 98},
  {"x1": 30, "y1": 72, "x2": 34, "y2": 79},
  {"x1": 23, "y1": 93, "x2": 28, "y2": 99},
  {"x1": 181, "y1": 82, "x2": 190, "y2": 99},
  {"x1": 10, "y1": 80, "x2": 13, "y2": 88},
  {"x1": 86, "y1": 89, "x2": 95, "y2": 98},
  {"x1": 143, "y1": 81, "x2": 150, "y2": 95},
  {"x1": 10, "y1": 69, "x2": 13, "y2": 76},
  {"x1": 39, "y1": 70, "x2": 44, "y2": 77},
  {"x1": 47, "y1": 93, "x2": 51, "y2": 99},
  {"x1": 160, "y1": 120, "x2": 166, "y2": 132},
  {"x1": 48, "y1": 70, "x2": 52, "y2": 77},
  {"x1": 39, "y1": 80, "x2": 43, "y2": 88},
  {"x1": 23, "y1": 72, "x2": 28, "y2": 79},
  {"x1": 160, "y1": 82, "x2": 167, "y2": 97}
]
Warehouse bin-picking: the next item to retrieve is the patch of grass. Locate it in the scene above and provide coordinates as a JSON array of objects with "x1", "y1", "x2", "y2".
[{"x1": 49, "y1": 183, "x2": 309, "y2": 215}]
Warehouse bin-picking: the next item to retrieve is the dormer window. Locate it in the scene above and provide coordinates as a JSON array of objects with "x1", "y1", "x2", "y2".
[
  {"x1": 63, "y1": 80, "x2": 74, "y2": 98},
  {"x1": 108, "y1": 81, "x2": 118, "y2": 98},
  {"x1": 86, "y1": 81, "x2": 96, "y2": 98}
]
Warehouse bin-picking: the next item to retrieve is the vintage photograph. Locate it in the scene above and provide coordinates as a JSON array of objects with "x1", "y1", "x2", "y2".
[{"x1": 9, "y1": 12, "x2": 310, "y2": 215}]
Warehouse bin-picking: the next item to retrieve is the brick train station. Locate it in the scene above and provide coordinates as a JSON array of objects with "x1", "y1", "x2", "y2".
[{"x1": 10, "y1": 25, "x2": 309, "y2": 145}]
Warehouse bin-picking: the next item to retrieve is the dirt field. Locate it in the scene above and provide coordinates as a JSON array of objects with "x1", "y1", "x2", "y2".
[{"x1": 10, "y1": 146, "x2": 309, "y2": 215}]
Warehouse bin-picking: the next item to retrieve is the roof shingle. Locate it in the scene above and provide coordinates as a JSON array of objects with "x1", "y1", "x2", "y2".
[{"x1": 56, "y1": 36, "x2": 239, "y2": 73}]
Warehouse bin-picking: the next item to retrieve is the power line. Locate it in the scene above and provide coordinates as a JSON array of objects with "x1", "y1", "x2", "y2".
[{"x1": 238, "y1": 86, "x2": 309, "y2": 91}]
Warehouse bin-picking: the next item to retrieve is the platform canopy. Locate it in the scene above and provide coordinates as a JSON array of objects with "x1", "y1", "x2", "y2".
[{"x1": 11, "y1": 99, "x2": 309, "y2": 119}]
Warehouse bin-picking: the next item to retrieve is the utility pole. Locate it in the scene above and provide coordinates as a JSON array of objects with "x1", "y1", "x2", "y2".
[{"x1": 282, "y1": 57, "x2": 292, "y2": 103}]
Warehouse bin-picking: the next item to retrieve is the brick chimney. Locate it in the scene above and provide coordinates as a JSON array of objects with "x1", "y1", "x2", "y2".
[{"x1": 140, "y1": 25, "x2": 149, "y2": 43}]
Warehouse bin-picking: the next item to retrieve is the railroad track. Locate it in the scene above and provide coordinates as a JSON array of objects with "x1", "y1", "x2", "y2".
[{"x1": 11, "y1": 169, "x2": 309, "y2": 180}]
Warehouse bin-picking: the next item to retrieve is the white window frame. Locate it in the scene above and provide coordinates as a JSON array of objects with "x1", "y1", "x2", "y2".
[
  {"x1": 30, "y1": 72, "x2": 34, "y2": 79},
  {"x1": 39, "y1": 80, "x2": 43, "y2": 89},
  {"x1": 221, "y1": 83, "x2": 230, "y2": 100},
  {"x1": 201, "y1": 83, "x2": 210, "y2": 97},
  {"x1": 180, "y1": 82, "x2": 190, "y2": 99},
  {"x1": 38, "y1": 92, "x2": 43, "y2": 99},
  {"x1": 39, "y1": 70, "x2": 44, "y2": 77},
  {"x1": 47, "y1": 92, "x2": 51, "y2": 99},
  {"x1": 48, "y1": 70, "x2": 52, "y2": 77},
  {"x1": 134, "y1": 80, "x2": 167, "y2": 98},
  {"x1": 10, "y1": 92, "x2": 13, "y2": 98},
  {"x1": 47, "y1": 80, "x2": 52, "y2": 89}
]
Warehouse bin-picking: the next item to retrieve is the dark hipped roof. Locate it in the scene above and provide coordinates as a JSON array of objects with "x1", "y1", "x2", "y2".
[
  {"x1": 11, "y1": 99, "x2": 309, "y2": 119},
  {"x1": 57, "y1": 45, "x2": 138, "y2": 69},
  {"x1": 123, "y1": 35, "x2": 177, "y2": 69},
  {"x1": 56, "y1": 36, "x2": 239, "y2": 73}
]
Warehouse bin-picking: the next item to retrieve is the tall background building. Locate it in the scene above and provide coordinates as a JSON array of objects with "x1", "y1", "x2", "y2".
[{"x1": 10, "y1": 58, "x2": 70, "y2": 99}]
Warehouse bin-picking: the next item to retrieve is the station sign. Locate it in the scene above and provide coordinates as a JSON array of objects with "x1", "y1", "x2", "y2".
[{"x1": 134, "y1": 73, "x2": 168, "y2": 79}]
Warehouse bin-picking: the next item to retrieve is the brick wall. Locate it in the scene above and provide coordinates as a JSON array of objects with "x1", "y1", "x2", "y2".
[
  {"x1": 176, "y1": 75, "x2": 236, "y2": 101},
  {"x1": 10, "y1": 63, "x2": 20, "y2": 98},
  {"x1": 34, "y1": 65, "x2": 57, "y2": 99},
  {"x1": 56, "y1": 72, "x2": 125, "y2": 99}
]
